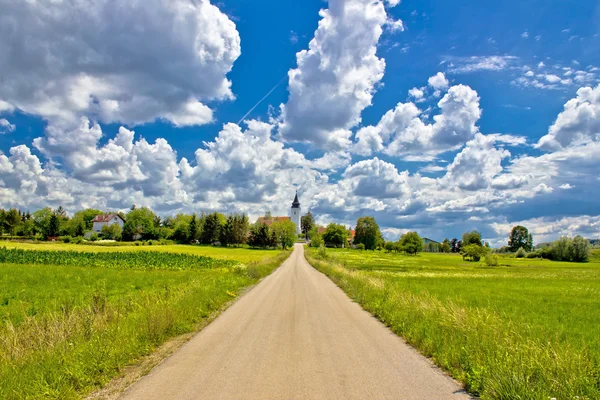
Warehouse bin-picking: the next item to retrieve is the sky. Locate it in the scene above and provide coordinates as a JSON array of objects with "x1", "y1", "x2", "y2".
[{"x1": 0, "y1": 0, "x2": 599, "y2": 245}]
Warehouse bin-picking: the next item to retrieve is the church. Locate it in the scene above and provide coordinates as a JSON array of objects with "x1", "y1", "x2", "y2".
[{"x1": 255, "y1": 192, "x2": 303, "y2": 234}]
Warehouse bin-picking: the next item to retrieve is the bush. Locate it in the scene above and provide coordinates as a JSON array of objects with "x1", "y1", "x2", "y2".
[
  {"x1": 135, "y1": 241, "x2": 141, "y2": 246},
  {"x1": 515, "y1": 247, "x2": 527, "y2": 258},
  {"x1": 62, "y1": 236, "x2": 72, "y2": 243},
  {"x1": 485, "y1": 254, "x2": 499, "y2": 266},
  {"x1": 89, "y1": 233, "x2": 99, "y2": 242},
  {"x1": 310, "y1": 234, "x2": 324, "y2": 248},
  {"x1": 148, "y1": 240, "x2": 153, "y2": 246},
  {"x1": 317, "y1": 245, "x2": 327, "y2": 259},
  {"x1": 569, "y1": 235, "x2": 590, "y2": 262},
  {"x1": 526, "y1": 250, "x2": 540, "y2": 259},
  {"x1": 461, "y1": 244, "x2": 488, "y2": 262},
  {"x1": 74, "y1": 236, "x2": 84, "y2": 244},
  {"x1": 355, "y1": 243, "x2": 365, "y2": 251},
  {"x1": 384, "y1": 242, "x2": 396, "y2": 252}
]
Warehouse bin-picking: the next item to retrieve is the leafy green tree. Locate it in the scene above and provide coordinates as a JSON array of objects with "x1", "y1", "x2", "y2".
[
  {"x1": 323, "y1": 223, "x2": 349, "y2": 248},
  {"x1": 398, "y1": 231, "x2": 424, "y2": 255},
  {"x1": 384, "y1": 241, "x2": 396, "y2": 252},
  {"x1": 249, "y1": 223, "x2": 271, "y2": 248},
  {"x1": 123, "y1": 207, "x2": 158, "y2": 241},
  {"x1": 220, "y1": 215, "x2": 234, "y2": 246},
  {"x1": 47, "y1": 213, "x2": 61, "y2": 238},
  {"x1": 440, "y1": 238, "x2": 451, "y2": 253},
  {"x1": 461, "y1": 244, "x2": 489, "y2": 261},
  {"x1": 353, "y1": 216, "x2": 382, "y2": 250},
  {"x1": 4, "y1": 209, "x2": 22, "y2": 235},
  {"x1": 33, "y1": 207, "x2": 54, "y2": 236},
  {"x1": 16, "y1": 218, "x2": 35, "y2": 236},
  {"x1": 515, "y1": 247, "x2": 527, "y2": 258},
  {"x1": 551, "y1": 236, "x2": 570, "y2": 261},
  {"x1": 271, "y1": 220, "x2": 297, "y2": 250},
  {"x1": 201, "y1": 212, "x2": 224, "y2": 244},
  {"x1": 232, "y1": 214, "x2": 249, "y2": 246},
  {"x1": 568, "y1": 236, "x2": 590, "y2": 262},
  {"x1": 462, "y1": 230, "x2": 483, "y2": 247},
  {"x1": 189, "y1": 214, "x2": 199, "y2": 243},
  {"x1": 508, "y1": 225, "x2": 533, "y2": 252},
  {"x1": 301, "y1": 211, "x2": 315, "y2": 240},
  {"x1": 310, "y1": 233, "x2": 324, "y2": 248},
  {"x1": 101, "y1": 224, "x2": 122, "y2": 240}
]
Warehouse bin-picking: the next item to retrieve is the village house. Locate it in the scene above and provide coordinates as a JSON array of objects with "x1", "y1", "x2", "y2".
[{"x1": 91, "y1": 213, "x2": 125, "y2": 233}]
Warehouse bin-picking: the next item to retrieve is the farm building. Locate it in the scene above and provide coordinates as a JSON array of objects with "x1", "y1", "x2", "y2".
[{"x1": 92, "y1": 213, "x2": 125, "y2": 233}]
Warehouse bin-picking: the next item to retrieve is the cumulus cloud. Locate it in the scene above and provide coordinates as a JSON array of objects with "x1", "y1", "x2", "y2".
[
  {"x1": 278, "y1": 0, "x2": 391, "y2": 150},
  {"x1": 444, "y1": 56, "x2": 519, "y2": 74},
  {"x1": 0, "y1": 0, "x2": 241, "y2": 128},
  {"x1": 0, "y1": 118, "x2": 15, "y2": 134},
  {"x1": 354, "y1": 84, "x2": 482, "y2": 157},
  {"x1": 537, "y1": 84, "x2": 600, "y2": 150},
  {"x1": 428, "y1": 72, "x2": 449, "y2": 90}
]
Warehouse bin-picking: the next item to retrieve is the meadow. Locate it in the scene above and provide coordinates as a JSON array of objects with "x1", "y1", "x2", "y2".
[
  {"x1": 0, "y1": 245, "x2": 289, "y2": 399},
  {"x1": 306, "y1": 247, "x2": 600, "y2": 400}
]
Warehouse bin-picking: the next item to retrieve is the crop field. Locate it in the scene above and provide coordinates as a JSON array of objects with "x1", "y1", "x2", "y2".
[
  {"x1": 0, "y1": 242, "x2": 277, "y2": 264},
  {"x1": 0, "y1": 246, "x2": 289, "y2": 399},
  {"x1": 306, "y1": 247, "x2": 600, "y2": 400}
]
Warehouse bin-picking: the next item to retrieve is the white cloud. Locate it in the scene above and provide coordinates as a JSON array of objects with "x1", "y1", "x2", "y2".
[
  {"x1": 521, "y1": 31, "x2": 529, "y2": 38},
  {"x1": 385, "y1": 0, "x2": 401, "y2": 6},
  {"x1": 290, "y1": 31, "x2": 299, "y2": 44},
  {"x1": 428, "y1": 72, "x2": 449, "y2": 90},
  {"x1": 0, "y1": 0, "x2": 241, "y2": 128},
  {"x1": 491, "y1": 215, "x2": 600, "y2": 244},
  {"x1": 278, "y1": 0, "x2": 392, "y2": 150},
  {"x1": 445, "y1": 56, "x2": 519, "y2": 74},
  {"x1": 545, "y1": 74, "x2": 562, "y2": 83},
  {"x1": 354, "y1": 84, "x2": 481, "y2": 157},
  {"x1": 0, "y1": 118, "x2": 15, "y2": 134},
  {"x1": 559, "y1": 183, "x2": 574, "y2": 189},
  {"x1": 537, "y1": 84, "x2": 600, "y2": 150},
  {"x1": 408, "y1": 87, "x2": 425, "y2": 101}
]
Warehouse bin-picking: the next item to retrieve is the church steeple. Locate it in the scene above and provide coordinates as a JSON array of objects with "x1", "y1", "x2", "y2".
[{"x1": 291, "y1": 191, "x2": 300, "y2": 208}]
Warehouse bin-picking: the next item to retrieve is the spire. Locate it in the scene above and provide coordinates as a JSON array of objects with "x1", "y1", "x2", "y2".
[{"x1": 291, "y1": 191, "x2": 300, "y2": 208}]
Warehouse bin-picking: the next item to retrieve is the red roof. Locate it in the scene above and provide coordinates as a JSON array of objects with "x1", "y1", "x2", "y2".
[
  {"x1": 256, "y1": 216, "x2": 290, "y2": 227},
  {"x1": 92, "y1": 213, "x2": 124, "y2": 223}
]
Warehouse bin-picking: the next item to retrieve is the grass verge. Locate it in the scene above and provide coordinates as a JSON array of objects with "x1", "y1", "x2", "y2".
[
  {"x1": 305, "y1": 248, "x2": 600, "y2": 400},
  {"x1": 0, "y1": 250, "x2": 290, "y2": 399}
]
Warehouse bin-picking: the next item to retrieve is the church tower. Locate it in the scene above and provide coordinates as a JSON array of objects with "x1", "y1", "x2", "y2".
[{"x1": 290, "y1": 191, "x2": 301, "y2": 234}]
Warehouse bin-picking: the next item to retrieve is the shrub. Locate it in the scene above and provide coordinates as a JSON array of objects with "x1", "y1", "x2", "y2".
[
  {"x1": 485, "y1": 254, "x2": 499, "y2": 266},
  {"x1": 569, "y1": 235, "x2": 590, "y2": 262},
  {"x1": 461, "y1": 244, "x2": 489, "y2": 262},
  {"x1": 526, "y1": 250, "x2": 540, "y2": 259},
  {"x1": 135, "y1": 241, "x2": 141, "y2": 246},
  {"x1": 310, "y1": 234, "x2": 324, "y2": 248},
  {"x1": 74, "y1": 236, "x2": 84, "y2": 244},
  {"x1": 515, "y1": 247, "x2": 527, "y2": 258},
  {"x1": 148, "y1": 240, "x2": 153, "y2": 246},
  {"x1": 355, "y1": 243, "x2": 365, "y2": 251},
  {"x1": 89, "y1": 233, "x2": 99, "y2": 242},
  {"x1": 62, "y1": 236, "x2": 72, "y2": 243},
  {"x1": 317, "y1": 245, "x2": 327, "y2": 259},
  {"x1": 384, "y1": 241, "x2": 396, "y2": 252}
]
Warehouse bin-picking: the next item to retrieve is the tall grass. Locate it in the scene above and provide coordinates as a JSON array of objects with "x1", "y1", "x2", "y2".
[
  {"x1": 306, "y1": 248, "x2": 600, "y2": 399},
  {"x1": 0, "y1": 251, "x2": 290, "y2": 399}
]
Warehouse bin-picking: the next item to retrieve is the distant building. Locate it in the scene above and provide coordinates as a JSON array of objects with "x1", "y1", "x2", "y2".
[
  {"x1": 290, "y1": 191, "x2": 301, "y2": 234},
  {"x1": 92, "y1": 213, "x2": 125, "y2": 233},
  {"x1": 255, "y1": 215, "x2": 291, "y2": 227},
  {"x1": 422, "y1": 237, "x2": 440, "y2": 246}
]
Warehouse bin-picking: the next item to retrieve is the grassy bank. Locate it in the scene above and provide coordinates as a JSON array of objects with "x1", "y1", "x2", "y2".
[
  {"x1": 306, "y1": 247, "x2": 600, "y2": 400},
  {"x1": 0, "y1": 248, "x2": 289, "y2": 399}
]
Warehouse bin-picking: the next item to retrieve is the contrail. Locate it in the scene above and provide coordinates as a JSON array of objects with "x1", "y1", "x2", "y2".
[{"x1": 237, "y1": 75, "x2": 288, "y2": 125}]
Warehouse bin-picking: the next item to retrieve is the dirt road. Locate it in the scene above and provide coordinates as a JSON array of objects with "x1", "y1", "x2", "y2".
[{"x1": 120, "y1": 244, "x2": 469, "y2": 399}]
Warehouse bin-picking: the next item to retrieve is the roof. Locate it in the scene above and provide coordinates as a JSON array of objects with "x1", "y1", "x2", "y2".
[
  {"x1": 291, "y1": 192, "x2": 300, "y2": 208},
  {"x1": 92, "y1": 213, "x2": 124, "y2": 223},
  {"x1": 256, "y1": 216, "x2": 290, "y2": 227},
  {"x1": 422, "y1": 237, "x2": 440, "y2": 245}
]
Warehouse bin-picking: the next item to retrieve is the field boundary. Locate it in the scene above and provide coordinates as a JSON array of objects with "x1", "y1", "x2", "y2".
[{"x1": 85, "y1": 250, "x2": 291, "y2": 400}]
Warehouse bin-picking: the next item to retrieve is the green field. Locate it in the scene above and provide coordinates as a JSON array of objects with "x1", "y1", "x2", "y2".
[
  {"x1": 1, "y1": 242, "x2": 277, "y2": 263},
  {"x1": 0, "y1": 245, "x2": 289, "y2": 399},
  {"x1": 306, "y1": 247, "x2": 600, "y2": 400}
]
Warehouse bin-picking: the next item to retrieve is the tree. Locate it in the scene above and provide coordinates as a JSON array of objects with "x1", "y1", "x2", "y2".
[
  {"x1": 440, "y1": 238, "x2": 451, "y2": 253},
  {"x1": 271, "y1": 220, "x2": 297, "y2": 250},
  {"x1": 353, "y1": 216, "x2": 382, "y2": 250},
  {"x1": 301, "y1": 211, "x2": 315, "y2": 240},
  {"x1": 47, "y1": 213, "x2": 61, "y2": 238},
  {"x1": 508, "y1": 225, "x2": 533, "y2": 252},
  {"x1": 101, "y1": 224, "x2": 122, "y2": 240},
  {"x1": 310, "y1": 234, "x2": 324, "y2": 248},
  {"x1": 568, "y1": 236, "x2": 590, "y2": 262},
  {"x1": 123, "y1": 207, "x2": 158, "y2": 241},
  {"x1": 201, "y1": 212, "x2": 224, "y2": 244},
  {"x1": 189, "y1": 214, "x2": 199, "y2": 243},
  {"x1": 398, "y1": 232, "x2": 424, "y2": 255},
  {"x1": 384, "y1": 241, "x2": 396, "y2": 252},
  {"x1": 231, "y1": 214, "x2": 249, "y2": 246},
  {"x1": 249, "y1": 223, "x2": 271, "y2": 248},
  {"x1": 220, "y1": 215, "x2": 234, "y2": 246},
  {"x1": 4, "y1": 209, "x2": 22, "y2": 235},
  {"x1": 322, "y1": 223, "x2": 349, "y2": 248},
  {"x1": 461, "y1": 244, "x2": 489, "y2": 261},
  {"x1": 33, "y1": 207, "x2": 54, "y2": 236},
  {"x1": 462, "y1": 230, "x2": 483, "y2": 247},
  {"x1": 450, "y1": 238, "x2": 462, "y2": 253}
]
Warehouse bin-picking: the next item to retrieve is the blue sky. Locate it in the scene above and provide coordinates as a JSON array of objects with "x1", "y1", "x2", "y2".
[{"x1": 1, "y1": 0, "x2": 599, "y2": 245}]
